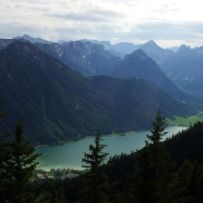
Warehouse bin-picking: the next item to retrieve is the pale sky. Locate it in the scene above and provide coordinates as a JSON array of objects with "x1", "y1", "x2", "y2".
[{"x1": 1, "y1": 0, "x2": 203, "y2": 47}]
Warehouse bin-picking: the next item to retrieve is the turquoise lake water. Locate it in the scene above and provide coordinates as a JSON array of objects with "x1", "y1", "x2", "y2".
[{"x1": 36, "y1": 126, "x2": 186, "y2": 170}]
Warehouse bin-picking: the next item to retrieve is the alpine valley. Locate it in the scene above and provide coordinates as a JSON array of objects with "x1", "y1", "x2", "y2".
[{"x1": 0, "y1": 35, "x2": 199, "y2": 145}]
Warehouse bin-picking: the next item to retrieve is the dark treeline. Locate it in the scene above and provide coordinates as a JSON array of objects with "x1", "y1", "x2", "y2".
[
  {"x1": 1, "y1": 105, "x2": 203, "y2": 202},
  {"x1": 0, "y1": 102, "x2": 40, "y2": 202},
  {"x1": 165, "y1": 121, "x2": 203, "y2": 165}
]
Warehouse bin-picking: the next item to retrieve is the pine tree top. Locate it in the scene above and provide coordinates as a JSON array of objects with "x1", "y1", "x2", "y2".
[
  {"x1": 82, "y1": 134, "x2": 108, "y2": 170},
  {"x1": 146, "y1": 110, "x2": 167, "y2": 146}
]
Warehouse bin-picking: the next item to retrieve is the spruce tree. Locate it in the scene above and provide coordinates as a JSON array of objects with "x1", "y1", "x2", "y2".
[
  {"x1": 79, "y1": 133, "x2": 109, "y2": 203},
  {"x1": 133, "y1": 111, "x2": 175, "y2": 203},
  {"x1": 7, "y1": 121, "x2": 39, "y2": 203},
  {"x1": 173, "y1": 160, "x2": 194, "y2": 203},
  {"x1": 172, "y1": 161, "x2": 203, "y2": 203}
]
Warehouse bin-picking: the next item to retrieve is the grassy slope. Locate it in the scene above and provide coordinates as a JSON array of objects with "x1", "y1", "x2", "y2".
[{"x1": 166, "y1": 115, "x2": 202, "y2": 127}]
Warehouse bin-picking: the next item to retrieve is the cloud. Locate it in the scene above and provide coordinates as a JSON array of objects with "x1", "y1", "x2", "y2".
[
  {"x1": 1, "y1": 0, "x2": 203, "y2": 46},
  {"x1": 132, "y1": 22, "x2": 203, "y2": 40},
  {"x1": 48, "y1": 9, "x2": 124, "y2": 23},
  {"x1": 0, "y1": 23, "x2": 43, "y2": 39},
  {"x1": 151, "y1": 3, "x2": 180, "y2": 13}
]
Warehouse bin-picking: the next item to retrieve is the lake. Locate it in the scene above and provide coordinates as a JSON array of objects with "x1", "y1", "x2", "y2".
[{"x1": 36, "y1": 126, "x2": 186, "y2": 170}]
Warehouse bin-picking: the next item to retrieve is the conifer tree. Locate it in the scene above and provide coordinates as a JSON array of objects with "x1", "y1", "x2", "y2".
[
  {"x1": 172, "y1": 161, "x2": 203, "y2": 203},
  {"x1": 49, "y1": 187, "x2": 66, "y2": 203},
  {"x1": 146, "y1": 110, "x2": 166, "y2": 147},
  {"x1": 133, "y1": 111, "x2": 175, "y2": 203},
  {"x1": 6, "y1": 121, "x2": 39, "y2": 203},
  {"x1": 11, "y1": 122, "x2": 39, "y2": 202},
  {"x1": 79, "y1": 133, "x2": 109, "y2": 203},
  {"x1": 172, "y1": 160, "x2": 194, "y2": 203}
]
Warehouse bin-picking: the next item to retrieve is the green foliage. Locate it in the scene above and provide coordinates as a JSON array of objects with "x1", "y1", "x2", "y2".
[
  {"x1": 79, "y1": 134, "x2": 109, "y2": 203},
  {"x1": 171, "y1": 161, "x2": 203, "y2": 203},
  {"x1": 133, "y1": 111, "x2": 175, "y2": 203},
  {"x1": 172, "y1": 160, "x2": 194, "y2": 203},
  {"x1": 0, "y1": 120, "x2": 39, "y2": 203},
  {"x1": 165, "y1": 121, "x2": 203, "y2": 164},
  {"x1": 105, "y1": 153, "x2": 135, "y2": 203},
  {"x1": 82, "y1": 134, "x2": 108, "y2": 171},
  {"x1": 146, "y1": 110, "x2": 166, "y2": 145},
  {"x1": 166, "y1": 115, "x2": 202, "y2": 127},
  {"x1": 9, "y1": 122, "x2": 39, "y2": 202}
]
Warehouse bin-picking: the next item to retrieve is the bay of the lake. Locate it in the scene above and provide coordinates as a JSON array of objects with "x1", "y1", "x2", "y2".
[{"x1": 36, "y1": 126, "x2": 186, "y2": 170}]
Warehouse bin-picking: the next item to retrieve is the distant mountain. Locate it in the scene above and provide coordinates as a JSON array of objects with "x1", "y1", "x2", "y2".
[
  {"x1": 140, "y1": 40, "x2": 174, "y2": 66},
  {"x1": 168, "y1": 46, "x2": 180, "y2": 52},
  {"x1": 107, "y1": 42, "x2": 141, "y2": 58},
  {"x1": 57, "y1": 40, "x2": 70, "y2": 44},
  {"x1": 91, "y1": 76, "x2": 194, "y2": 132},
  {"x1": 2, "y1": 36, "x2": 202, "y2": 100},
  {"x1": 89, "y1": 40, "x2": 111, "y2": 50},
  {"x1": 37, "y1": 40, "x2": 188, "y2": 101},
  {"x1": 138, "y1": 41, "x2": 203, "y2": 98},
  {"x1": 0, "y1": 41, "x2": 194, "y2": 144},
  {"x1": 36, "y1": 40, "x2": 121, "y2": 76},
  {"x1": 0, "y1": 38, "x2": 13, "y2": 50},
  {"x1": 15, "y1": 34, "x2": 51, "y2": 44},
  {"x1": 0, "y1": 41, "x2": 116, "y2": 145},
  {"x1": 161, "y1": 45, "x2": 203, "y2": 97},
  {"x1": 111, "y1": 49, "x2": 187, "y2": 100},
  {"x1": 82, "y1": 40, "x2": 141, "y2": 58}
]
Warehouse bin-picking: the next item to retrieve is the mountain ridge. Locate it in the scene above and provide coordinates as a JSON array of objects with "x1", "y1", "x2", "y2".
[
  {"x1": 111, "y1": 49, "x2": 188, "y2": 101},
  {"x1": 0, "y1": 41, "x2": 195, "y2": 144}
]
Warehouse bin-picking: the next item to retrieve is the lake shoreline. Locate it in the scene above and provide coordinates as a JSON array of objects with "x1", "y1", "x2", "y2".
[
  {"x1": 36, "y1": 126, "x2": 187, "y2": 170},
  {"x1": 35, "y1": 124, "x2": 188, "y2": 149}
]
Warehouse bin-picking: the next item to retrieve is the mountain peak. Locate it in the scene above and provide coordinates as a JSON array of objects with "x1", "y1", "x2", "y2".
[
  {"x1": 132, "y1": 49, "x2": 146, "y2": 55},
  {"x1": 140, "y1": 40, "x2": 163, "y2": 53},
  {"x1": 5, "y1": 40, "x2": 40, "y2": 55},
  {"x1": 143, "y1": 40, "x2": 160, "y2": 48},
  {"x1": 22, "y1": 34, "x2": 32, "y2": 38},
  {"x1": 2, "y1": 40, "x2": 67, "y2": 69},
  {"x1": 140, "y1": 40, "x2": 174, "y2": 66},
  {"x1": 178, "y1": 45, "x2": 191, "y2": 53},
  {"x1": 14, "y1": 34, "x2": 50, "y2": 44},
  {"x1": 125, "y1": 49, "x2": 150, "y2": 61}
]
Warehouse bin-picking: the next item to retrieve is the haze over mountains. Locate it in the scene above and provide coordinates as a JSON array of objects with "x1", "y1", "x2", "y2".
[
  {"x1": 161, "y1": 45, "x2": 203, "y2": 97},
  {"x1": 36, "y1": 40, "x2": 121, "y2": 76},
  {"x1": 0, "y1": 34, "x2": 202, "y2": 144},
  {"x1": 111, "y1": 49, "x2": 185, "y2": 100},
  {"x1": 35, "y1": 40, "x2": 185, "y2": 99}
]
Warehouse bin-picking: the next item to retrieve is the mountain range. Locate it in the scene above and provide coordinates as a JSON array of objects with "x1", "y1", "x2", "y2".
[
  {"x1": 0, "y1": 41, "x2": 115, "y2": 144},
  {"x1": 114, "y1": 39, "x2": 203, "y2": 99},
  {"x1": 111, "y1": 49, "x2": 186, "y2": 100},
  {"x1": 161, "y1": 45, "x2": 203, "y2": 97},
  {"x1": 36, "y1": 40, "x2": 121, "y2": 76},
  {"x1": 0, "y1": 40, "x2": 194, "y2": 144},
  {"x1": 34, "y1": 39, "x2": 189, "y2": 101},
  {"x1": 1, "y1": 36, "x2": 200, "y2": 99},
  {"x1": 139, "y1": 40, "x2": 174, "y2": 66}
]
